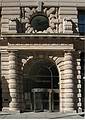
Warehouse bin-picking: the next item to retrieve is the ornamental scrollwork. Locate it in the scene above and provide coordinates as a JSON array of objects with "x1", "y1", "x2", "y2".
[{"x1": 9, "y1": 6, "x2": 59, "y2": 34}]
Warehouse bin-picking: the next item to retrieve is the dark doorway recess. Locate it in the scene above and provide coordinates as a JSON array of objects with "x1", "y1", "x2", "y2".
[{"x1": 23, "y1": 58, "x2": 59, "y2": 112}]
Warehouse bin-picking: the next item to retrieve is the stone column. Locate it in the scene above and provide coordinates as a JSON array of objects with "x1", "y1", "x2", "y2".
[
  {"x1": 8, "y1": 51, "x2": 22, "y2": 111},
  {"x1": 63, "y1": 51, "x2": 74, "y2": 112}
]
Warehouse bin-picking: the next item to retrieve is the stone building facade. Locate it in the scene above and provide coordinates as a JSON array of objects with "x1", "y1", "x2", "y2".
[{"x1": 0, "y1": 0, "x2": 84, "y2": 113}]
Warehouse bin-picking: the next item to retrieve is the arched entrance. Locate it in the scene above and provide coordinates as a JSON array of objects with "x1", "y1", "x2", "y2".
[{"x1": 23, "y1": 58, "x2": 59, "y2": 112}]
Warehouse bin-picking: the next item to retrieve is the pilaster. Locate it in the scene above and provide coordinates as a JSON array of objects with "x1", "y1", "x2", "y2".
[
  {"x1": 0, "y1": 50, "x2": 9, "y2": 110},
  {"x1": 8, "y1": 51, "x2": 24, "y2": 111}
]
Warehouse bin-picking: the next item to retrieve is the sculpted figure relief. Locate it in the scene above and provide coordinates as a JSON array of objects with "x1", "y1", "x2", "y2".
[
  {"x1": 9, "y1": 6, "x2": 59, "y2": 34},
  {"x1": 24, "y1": 7, "x2": 59, "y2": 33}
]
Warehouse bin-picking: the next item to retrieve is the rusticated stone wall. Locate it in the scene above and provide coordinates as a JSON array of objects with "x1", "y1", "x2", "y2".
[
  {"x1": 0, "y1": 0, "x2": 84, "y2": 112},
  {"x1": 1, "y1": 50, "x2": 10, "y2": 110},
  {"x1": 0, "y1": 50, "x2": 83, "y2": 112},
  {"x1": 1, "y1": 1, "x2": 79, "y2": 34}
]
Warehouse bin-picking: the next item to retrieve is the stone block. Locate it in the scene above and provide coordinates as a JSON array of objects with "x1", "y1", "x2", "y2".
[
  {"x1": 2, "y1": 15, "x2": 20, "y2": 19},
  {"x1": 77, "y1": 93, "x2": 81, "y2": 98},
  {"x1": 63, "y1": 88, "x2": 73, "y2": 93},
  {"x1": 59, "y1": 10, "x2": 77, "y2": 15},
  {"x1": 12, "y1": 98, "x2": 21, "y2": 103},
  {"x1": 2, "y1": 7, "x2": 20, "y2": 11},
  {"x1": 62, "y1": 83, "x2": 73, "y2": 88},
  {"x1": 9, "y1": 89, "x2": 21, "y2": 93},
  {"x1": 77, "y1": 84, "x2": 81, "y2": 89},
  {"x1": 78, "y1": 89, "x2": 81, "y2": 93},
  {"x1": 1, "y1": 24, "x2": 8, "y2": 29},
  {"x1": 8, "y1": 30, "x2": 17, "y2": 33},
  {"x1": 64, "y1": 69, "x2": 73, "y2": 74},
  {"x1": 9, "y1": 26, "x2": 16, "y2": 30},
  {"x1": 1, "y1": 66, "x2": 9, "y2": 70},
  {"x1": 62, "y1": 92, "x2": 73, "y2": 97},
  {"x1": 63, "y1": 78, "x2": 73, "y2": 84},
  {"x1": 2, "y1": 10, "x2": 20, "y2": 15},
  {"x1": 47, "y1": 7, "x2": 56, "y2": 16},
  {"x1": 78, "y1": 70, "x2": 81, "y2": 75},
  {"x1": 2, "y1": 2, "x2": 20, "y2": 7},
  {"x1": 63, "y1": 102, "x2": 74, "y2": 107},
  {"x1": 77, "y1": 75, "x2": 81, "y2": 79},
  {"x1": 77, "y1": 66, "x2": 81, "y2": 70},
  {"x1": 9, "y1": 102, "x2": 20, "y2": 108},
  {"x1": 1, "y1": 18, "x2": 9, "y2": 24},
  {"x1": 1, "y1": 28, "x2": 9, "y2": 33},
  {"x1": 78, "y1": 80, "x2": 81, "y2": 84},
  {"x1": 64, "y1": 25, "x2": 72, "y2": 31},
  {"x1": 77, "y1": 102, "x2": 81, "y2": 107},
  {"x1": 59, "y1": 2, "x2": 76, "y2": 7},
  {"x1": 62, "y1": 107, "x2": 74, "y2": 112},
  {"x1": 64, "y1": 64, "x2": 73, "y2": 69},
  {"x1": 62, "y1": 98, "x2": 73, "y2": 102}
]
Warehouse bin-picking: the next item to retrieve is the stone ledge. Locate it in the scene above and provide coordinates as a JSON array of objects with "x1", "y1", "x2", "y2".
[{"x1": 1, "y1": 33, "x2": 84, "y2": 38}]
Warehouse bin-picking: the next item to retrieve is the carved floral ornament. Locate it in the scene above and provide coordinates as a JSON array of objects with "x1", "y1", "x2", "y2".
[{"x1": 25, "y1": 7, "x2": 59, "y2": 33}]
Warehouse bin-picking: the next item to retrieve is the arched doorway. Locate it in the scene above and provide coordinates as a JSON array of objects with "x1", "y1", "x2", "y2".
[{"x1": 23, "y1": 58, "x2": 59, "y2": 112}]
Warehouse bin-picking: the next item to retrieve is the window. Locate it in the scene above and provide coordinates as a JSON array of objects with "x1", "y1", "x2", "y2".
[{"x1": 78, "y1": 10, "x2": 85, "y2": 35}]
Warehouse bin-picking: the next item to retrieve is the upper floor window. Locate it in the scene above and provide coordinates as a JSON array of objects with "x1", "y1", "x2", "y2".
[{"x1": 78, "y1": 10, "x2": 85, "y2": 35}]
